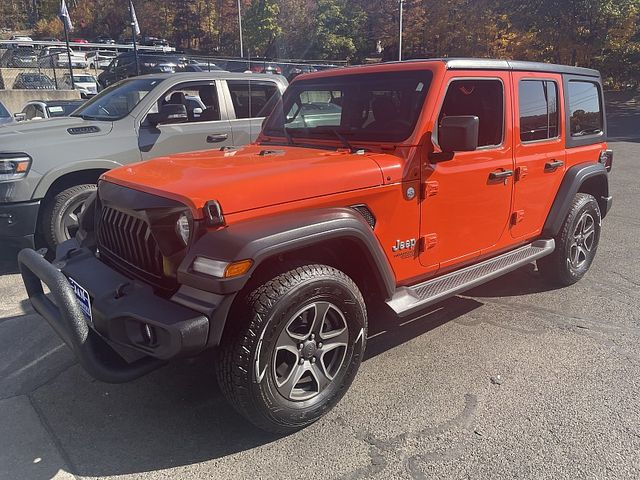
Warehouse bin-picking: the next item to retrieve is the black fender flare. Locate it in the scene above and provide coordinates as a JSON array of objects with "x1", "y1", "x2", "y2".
[
  {"x1": 542, "y1": 162, "x2": 610, "y2": 237},
  {"x1": 177, "y1": 207, "x2": 397, "y2": 300}
]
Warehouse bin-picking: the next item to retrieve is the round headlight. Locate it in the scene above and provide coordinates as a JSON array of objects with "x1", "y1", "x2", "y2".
[{"x1": 176, "y1": 213, "x2": 190, "y2": 246}]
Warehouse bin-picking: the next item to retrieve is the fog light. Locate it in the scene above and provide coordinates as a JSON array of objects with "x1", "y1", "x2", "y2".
[{"x1": 141, "y1": 323, "x2": 156, "y2": 345}]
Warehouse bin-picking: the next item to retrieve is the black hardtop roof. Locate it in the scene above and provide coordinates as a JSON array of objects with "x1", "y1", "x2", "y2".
[{"x1": 422, "y1": 58, "x2": 600, "y2": 78}]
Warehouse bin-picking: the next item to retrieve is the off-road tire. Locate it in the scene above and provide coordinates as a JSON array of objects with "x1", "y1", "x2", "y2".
[
  {"x1": 41, "y1": 184, "x2": 96, "y2": 249},
  {"x1": 216, "y1": 264, "x2": 367, "y2": 433},
  {"x1": 538, "y1": 193, "x2": 601, "y2": 286}
]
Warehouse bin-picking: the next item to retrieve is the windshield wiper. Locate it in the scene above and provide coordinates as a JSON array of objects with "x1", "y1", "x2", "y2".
[
  {"x1": 315, "y1": 127, "x2": 356, "y2": 151},
  {"x1": 71, "y1": 113, "x2": 101, "y2": 121},
  {"x1": 573, "y1": 128, "x2": 602, "y2": 136}
]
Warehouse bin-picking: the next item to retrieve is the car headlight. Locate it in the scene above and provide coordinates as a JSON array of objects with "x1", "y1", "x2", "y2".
[
  {"x1": 176, "y1": 213, "x2": 190, "y2": 246},
  {"x1": 0, "y1": 154, "x2": 31, "y2": 182}
]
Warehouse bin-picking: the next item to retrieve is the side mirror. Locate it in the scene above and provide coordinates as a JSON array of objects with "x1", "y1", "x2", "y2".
[
  {"x1": 438, "y1": 115, "x2": 479, "y2": 153},
  {"x1": 13, "y1": 113, "x2": 26, "y2": 122},
  {"x1": 147, "y1": 104, "x2": 188, "y2": 126}
]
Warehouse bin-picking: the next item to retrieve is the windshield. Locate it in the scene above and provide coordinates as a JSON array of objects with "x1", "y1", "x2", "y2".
[
  {"x1": 72, "y1": 78, "x2": 160, "y2": 120},
  {"x1": 263, "y1": 70, "x2": 432, "y2": 143}
]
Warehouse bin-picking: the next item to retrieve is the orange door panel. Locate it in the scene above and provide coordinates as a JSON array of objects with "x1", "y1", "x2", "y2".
[
  {"x1": 511, "y1": 72, "x2": 566, "y2": 239},
  {"x1": 420, "y1": 71, "x2": 514, "y2": 270}
]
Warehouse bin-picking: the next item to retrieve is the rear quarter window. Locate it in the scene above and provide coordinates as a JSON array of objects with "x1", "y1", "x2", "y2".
[{"x1": 568, "y1": 81, "x2": 603, "y2": 137}]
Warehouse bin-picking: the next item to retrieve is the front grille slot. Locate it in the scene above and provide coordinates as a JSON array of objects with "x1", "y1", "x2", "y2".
[{"x1": 97, "y1": 207, "x2": 163, "y2": 281}]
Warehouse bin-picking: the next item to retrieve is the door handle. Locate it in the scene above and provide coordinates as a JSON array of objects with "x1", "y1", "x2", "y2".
[
  {"x1": 206, "y1": 133, "x2": 229, "y2": 143},
  {"x1": 544, "y1": 159, "x2": 564, "y2": 171},
  {"x1": 489, "y1": 169, "x2": 514, "y2": 180}
]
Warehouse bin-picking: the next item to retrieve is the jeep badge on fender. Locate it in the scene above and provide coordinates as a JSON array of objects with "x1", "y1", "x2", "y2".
[
  {"x1": 392, "y1": 238, "x2": 417, "y2": 252},
  {"x1": 18, "y1": 58, "x2": 612, "y2": 434}
]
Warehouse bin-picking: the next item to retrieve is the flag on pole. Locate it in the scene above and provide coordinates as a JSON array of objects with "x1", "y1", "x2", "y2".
[
  {"x1": 129, "y1": 0, "x2": 141, "y2": 36},
  {"x1": 59, "y1": 0, "x2": 73, "y2": 31}
]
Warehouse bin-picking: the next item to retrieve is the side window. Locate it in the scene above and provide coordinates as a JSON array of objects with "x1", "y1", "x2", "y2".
[
  {"x1": 568, "y1": 81, "x2": 602, "y2": 136},
  {"x1": 228, "y1": 81, "x2": 281, "y2": 119},
  {"x1": 152, "y1": 82, "x2": 220, "y2": 123},
  {"x1": 438, "y1": 79, "x2": 504, "y2": 148},
  {"x1": 519, "y1": 80, "x2": 558, "y2": 142}
]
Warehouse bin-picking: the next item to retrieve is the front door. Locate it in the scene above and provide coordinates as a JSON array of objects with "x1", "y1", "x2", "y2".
[
  {"x1": 420, "y1": 72, "x2": 514, "y2": 271},
  {"x1": 138, "y1": 80, "x2": 234, "y2": 159}
]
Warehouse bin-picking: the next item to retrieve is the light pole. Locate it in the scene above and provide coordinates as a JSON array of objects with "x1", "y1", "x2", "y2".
[
  {"x1": 398, "y1": 0, "x2": 404, "y2": 61},
  {"x1": 237, "y1": 0, "x2": 244, "y2": 58}
]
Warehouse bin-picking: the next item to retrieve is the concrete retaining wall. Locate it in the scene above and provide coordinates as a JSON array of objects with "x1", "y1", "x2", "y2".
[{"x1": 0, "y1": 89, "x2": 81, "y2": 114}]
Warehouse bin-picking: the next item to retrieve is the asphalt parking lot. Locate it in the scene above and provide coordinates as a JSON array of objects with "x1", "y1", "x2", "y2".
[{"x1": 1, "y1": 99, "x2": 639, "y2": 480}]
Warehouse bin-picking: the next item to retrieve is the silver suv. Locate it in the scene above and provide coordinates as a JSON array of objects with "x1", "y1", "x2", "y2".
[{"x1": 0, "y1": 72, "x2": 287, "y2": 248}]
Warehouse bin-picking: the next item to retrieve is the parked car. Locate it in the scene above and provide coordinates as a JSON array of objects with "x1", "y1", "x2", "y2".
[
  {"x1": 1, "y1": 45, "x2": 38, "y2": 67},
  {"x1": 17, "y1": 59, "x2": 613, "y2": 434},
  {"x1": 17, "y1": 99, "x2": 85, "y2": 121},
  {"x1": 97, "y1": 52, "x2": 189, "y2": 87},
  {"x1": 186, "y1": 59, "x2": 224, "y2": 72},
  {"x1": 0, "y1": 71, "x2": 287, "y2": 248},
  {"x1": 38, "y1": 37, "x2": 60, "y2": 42},
  {"x1": 284, "y1": 64, "x2": 317, "y2": 81},
  {"x1": 9, "y1": 34, "x2": 33, "y2": 42},
  {"x1": 141, "y1": 36, "x2": 169, "y2": 47},
  {"x1": 250, "y1": 62, "x2": 282, "y2": 74},
  {"x1": 60, "y1": 73, "x2": 99, "y2": 97},
  {"x1": 12, "y1": 72, "x2": 55, "y2": 89},
  {"x1": 38, "y1": 46, "x2": 88, "y2": 69},
  {"x1": 71, "y1": 38, "x2": 89, "y2": 44},
  {"x1": 86, "y1": 50, "x2": 117, "y2": 69},
  {"x1": 94, "y1": 36, "x2": 115, "y2": 44},
  {"x1": 0, "y1": 101, "x2": 13, "y2": 126}
]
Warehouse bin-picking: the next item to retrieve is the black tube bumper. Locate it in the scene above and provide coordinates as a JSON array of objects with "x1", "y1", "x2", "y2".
[
  {"x1": 0, "y1": 200, "x2": 40, "y2": 249},
  {"x1": 18, "y1": 246, "x2": 214, "y2": 383}
]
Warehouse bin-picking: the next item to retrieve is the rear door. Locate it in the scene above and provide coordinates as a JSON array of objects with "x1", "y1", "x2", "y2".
[
  {"x1": 138, "y1": 80, "x2": 234, "y2": 159},
  {"x1": 222, "y1": 79, "x2": 283, "y2": 144},
  {"x1": 511, "y1": 72, "x2": 566, "y2": 239}
]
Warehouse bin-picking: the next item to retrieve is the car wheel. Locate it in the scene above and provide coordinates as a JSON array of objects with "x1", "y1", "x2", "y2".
[
  {"x1": 216, "y1": 264, "x2": 367, "y2": 433},
  {"x1": 538, "y1": 193, "x2": 601, "y2": 286},
  {"x1": 41, "y1": 184, "x2": 96, "y2": 248}
]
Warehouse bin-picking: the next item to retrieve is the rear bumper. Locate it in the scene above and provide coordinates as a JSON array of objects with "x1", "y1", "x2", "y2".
[
  {"x1": 0, "y1": 200, "x2": 39, "y2": 249},
  {"x1": 18, "y1": 243, "x2": 223, "y2": 383}
]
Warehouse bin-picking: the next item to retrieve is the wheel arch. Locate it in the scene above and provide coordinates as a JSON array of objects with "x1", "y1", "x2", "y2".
[
  {"x1": 32, "y1": 160, "x2": 122, "y2": 200},
  {"x1": 542, "y1": 162, "x2": 610, "y2": 237}
]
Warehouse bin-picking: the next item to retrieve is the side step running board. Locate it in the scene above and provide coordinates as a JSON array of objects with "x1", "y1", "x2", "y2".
[{"x1": 386, "y1": 239, "x2": 555, "y2": 316}]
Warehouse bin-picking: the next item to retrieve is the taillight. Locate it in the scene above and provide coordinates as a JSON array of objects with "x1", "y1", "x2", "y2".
[{"x1": 599, "y1": 149, "x2": 613, "y2": 172}]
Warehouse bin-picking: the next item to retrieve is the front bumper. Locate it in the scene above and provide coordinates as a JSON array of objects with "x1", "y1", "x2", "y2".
[
  {"x1": 0, "y1": 200, "x2": 40, "y2": 248},
  {"x1": 18, "y1": 243, "x2": 224, "y2": 383}
]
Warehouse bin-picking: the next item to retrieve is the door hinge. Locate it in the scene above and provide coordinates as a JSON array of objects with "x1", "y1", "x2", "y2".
[
  {"x1": 511, "y1": 210, "x2": 525, "y2": 225},
  {"x1": 422, "y1": 181, "x2": 439, "y2": 199},
  {"x1": 515, "y1": 166, "x2": 528, "y2": 181},
  {"x1": 419, "y1": 233, "x2": 438, "y2": 252}
]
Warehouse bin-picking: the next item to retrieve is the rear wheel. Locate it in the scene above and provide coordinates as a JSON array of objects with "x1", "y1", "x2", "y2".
[
  {"x1": 41, "y1": 184, "x2": 96, "y2": 248},
  {"x1": 538, "y1": 193, "x2": 601, "y2": 286},
  {"x1": 216, "y1": 264, "x2": 367, "y2": 433}
]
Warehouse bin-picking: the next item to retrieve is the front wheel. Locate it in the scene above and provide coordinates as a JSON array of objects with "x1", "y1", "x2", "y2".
[
  {"x1": 216, "y1": 265, "x2": 367, "y2": 433},
  {"x1": 41, "y1": 184, "x2": 96, "y2": 248},
  {"x1": 538, "y1": 193, "x2": 601, "y2": 286}
]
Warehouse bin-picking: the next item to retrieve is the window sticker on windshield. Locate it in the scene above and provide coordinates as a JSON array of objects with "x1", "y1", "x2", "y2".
[
  {"x1": 49, "y1": 106, "x2": 64, "y2": 112},
  {"x1": 416, "y1": 82, "x2": 424, "y2": 91}
]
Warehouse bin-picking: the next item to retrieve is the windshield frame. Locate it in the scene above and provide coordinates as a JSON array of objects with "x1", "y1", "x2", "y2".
[
  {"x1": 262, "y1": 69, "x2": 433, "y2": 146},
  {"x1": 72, "y1": 77, "x2": 162, "y2": 121}
]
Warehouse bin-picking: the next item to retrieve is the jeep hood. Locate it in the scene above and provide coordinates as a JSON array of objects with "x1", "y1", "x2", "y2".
[{"x1": 102, "y1": 145, "x2": 387, "y2": 217}]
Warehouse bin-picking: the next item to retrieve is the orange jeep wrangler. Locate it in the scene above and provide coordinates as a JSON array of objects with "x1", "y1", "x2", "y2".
[{"x1": 19, "y1": 59, "x2": 613, "y2": 433}]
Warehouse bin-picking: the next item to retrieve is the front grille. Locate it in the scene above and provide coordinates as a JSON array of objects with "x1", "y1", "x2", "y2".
[{"x1": 97, "y1": 206, "x2": 164, "y2": 281}]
